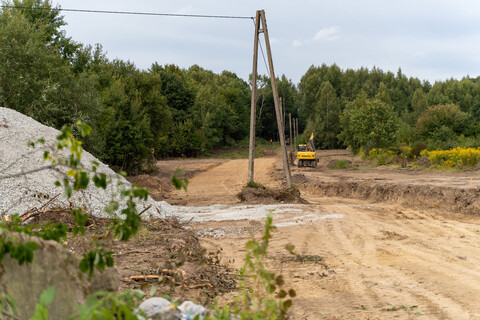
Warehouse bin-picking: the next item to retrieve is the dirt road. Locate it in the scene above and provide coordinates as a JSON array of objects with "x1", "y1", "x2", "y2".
[
  {"x1": 159, "y1": 151, "x2": 480, "y2": 319},
  {"x1": 168, "y1": 157, "x2": 278, "y2": 205}
]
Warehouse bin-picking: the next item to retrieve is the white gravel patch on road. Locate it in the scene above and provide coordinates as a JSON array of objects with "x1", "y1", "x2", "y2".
[{"x1": 159, "y1": 203, "x2": 305, "y2": 223}]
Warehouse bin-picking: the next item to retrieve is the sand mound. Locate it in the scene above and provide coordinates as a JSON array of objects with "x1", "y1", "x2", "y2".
[{"x1": 237, "y1": 186, "x2": 308, "y2": 204}]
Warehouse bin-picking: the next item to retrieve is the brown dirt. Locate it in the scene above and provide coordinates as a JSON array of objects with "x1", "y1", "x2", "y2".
[
  {"x1": 167, "y1": 157, "x2": 278, "y2": 206},
  {"x1": 151, "y1": 149, "x2": 480, "y2": 319},
  {"x1": 126, "y1": 158, "x2": 227, "y2": 202},
  {"x1": 237, "y1": 186, "x2": 308, "y2": 204},
  {"x1": 26, "y1": 209, "x2": 236, "y2": 305},
  {"x1": 27, "y1": 149, "x2": 480, "y2": 318}
]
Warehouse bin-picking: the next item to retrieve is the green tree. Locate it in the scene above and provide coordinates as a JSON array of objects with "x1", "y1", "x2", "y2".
[
  {"x1": 99, "y1": 61, "x2": 155, "y2": 173},
  {"x1": 0, "y1": 7, "x2": 100, "y2": 130},
  {"x1": 8, "y1": 0, "x2": 79, "y2": 59},
  {"x1": 416, "y1": 104, "x2": 470, "y2": 140},
  {"x1": 339, "y1": 98, "x2": 398, "y2": 153},
  {"x1": 313, "y1": 81, "x2": 342, "y2": 149}
]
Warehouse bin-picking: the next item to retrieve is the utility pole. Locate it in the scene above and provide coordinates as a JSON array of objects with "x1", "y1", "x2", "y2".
[
  {"x1": 293, "y1": 117, "x2": 296, "y2": 147},
  {"x1": 289, "y1": 113, "x2": 292, "y2": 148},
  {"x1": 282, "y1": 97, "x2": 286, "y2": 139},
  {"x1": 247, "y1": 10, "x2": 292, "y2": 188},
  {"x1": 296, "y1": 118, "x2": 299, "y2": 142},
  {"x1": 247, "y1": 10, "x2": 261, "y2": 184}
]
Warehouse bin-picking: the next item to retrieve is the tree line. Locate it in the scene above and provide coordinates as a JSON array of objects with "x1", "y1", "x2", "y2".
[
  {"x1": 2, "y1": 1, "x2": 480, "y2": 174},
  {"x1": 298, "y1": 64, "x2": 480, "y2": 155}
]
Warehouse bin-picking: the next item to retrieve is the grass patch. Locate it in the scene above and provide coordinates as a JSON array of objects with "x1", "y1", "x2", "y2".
[
  {"x1": 383, "y1": 305, "x2": 419, "y2": 313},
  {"x1": 245, "y1": 181, "x2": 266, "y2": 189},
  {"x1": 353, "y1": 305, "x2": 367, "y2": 310},
  {"x1": 295, "y1": 255, "x2": 324, "y2": 263},
  {"x1": 329, "y1": 159, "x2": 354, "y2": 169}
]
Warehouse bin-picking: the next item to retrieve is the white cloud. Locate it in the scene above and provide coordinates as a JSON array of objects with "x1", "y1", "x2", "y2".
[
  {"x1": 292, "y1": 26, "x2": 340, "y2": 47},
  {"x1": 314, "y1": 26, "x2": 340, "y2": 41}
]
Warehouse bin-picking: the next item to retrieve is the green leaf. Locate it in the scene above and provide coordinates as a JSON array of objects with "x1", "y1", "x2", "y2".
[
  {"x1": 77, "y1": 122, "x2": 92, "y2": 137},
  {"x1": 43, "y1": 150, "x2": 50, "y2": 161},
  {"x1": 63, "y1": 178, "x2": 72, "y2": 198},
  {"x1": 275, "y1": 275, "x2": 285, "y2": 286},
  {"x1": 132, "y1": 188, "x2": 148, "y2": 200},
  {"x1": 93, "y1": 173, "x2": 107, "y2": 189},
  {"x1": 285, "y1": 243, "x2": 295, "y2": 254},
  {"x1": 276, "y1": 290, "x2": 287, "y2": 298},
  {"x1": 25, "y1": 241, "x2": 40, "y2": 251},
  {"x1": 266, "y1": 283, "x2": 276, "y2": 294},
  {"x1": 283, "y1": 299, "x2": 292, "y2": 309},
  {"x1": 288, "y1": 289, "x2": 296, "y2": 298},
  {"x1": 150, "y1": 285, "x2": 157, "y2": 296},
  {"x1": 79, "y1": 258, "x2": 88, "y2": 273},
  {"x1": 31, "y1": 304, "x2": 48, "y2": 320},
  {"x1": 39, "y1": 286, "x2": 56, "y2": 306},
  {"x1": 73, "y1": 171, "x2": 89, "y2": 190}
]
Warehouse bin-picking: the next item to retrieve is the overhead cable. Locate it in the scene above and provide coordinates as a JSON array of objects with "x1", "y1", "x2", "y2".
[{"x1": 0, "y1": 5, "x2": 254, "y2": 20}]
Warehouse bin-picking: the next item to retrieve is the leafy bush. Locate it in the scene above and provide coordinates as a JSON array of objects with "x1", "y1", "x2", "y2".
[
  {"x1": 367, "y1": 148, "x2": 396, "y2": 165},
  {"x1": 410, "y1": 142, "x2": 427, "y2": 159},
  {"x1": 416, "y1": 104, "x2": 470, "y2": 140},
  {"x1": 420, "y1": 147, "x2": 480, "y2": 168}
]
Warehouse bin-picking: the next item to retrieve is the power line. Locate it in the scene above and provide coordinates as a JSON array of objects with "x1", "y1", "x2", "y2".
[{"x1": 0, "y1": 5, "x2": 254, "y2": 20}]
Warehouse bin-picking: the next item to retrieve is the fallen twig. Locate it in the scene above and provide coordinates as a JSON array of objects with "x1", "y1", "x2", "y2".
[
  {"x1": 138, "y1": 204, "x2": 152, "y2": 216},
  {"x1": 189, "y1": 283, "x2": 213, "y2": 290},
  {"x1": 20, "y1": 193, "x2": 60, "y2": 219},
  {"x1": 130, "y1": 275, "x2": 160, "y2": 281}
]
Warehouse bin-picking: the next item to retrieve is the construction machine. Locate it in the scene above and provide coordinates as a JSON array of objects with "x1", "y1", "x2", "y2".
[{"x1": 297, "y1": 133, "x2": 318, "y2": 168}]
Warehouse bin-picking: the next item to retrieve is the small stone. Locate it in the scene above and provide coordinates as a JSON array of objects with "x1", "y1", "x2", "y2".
[
  {"x1": 178, "y1": 301, "x2": 210, "y2": 320},
  {"x1": 137, "y1": 297, "x2": 181, "y2": 320}
]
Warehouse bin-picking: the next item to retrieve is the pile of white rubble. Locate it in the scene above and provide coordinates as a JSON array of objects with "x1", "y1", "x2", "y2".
[{"x1": 0, "y1": 107, "x2": 174, "y2": 219}]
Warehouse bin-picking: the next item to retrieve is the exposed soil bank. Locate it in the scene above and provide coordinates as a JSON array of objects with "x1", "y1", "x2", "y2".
[{"x1": 304, "y1": 181, "x2": 480, "y2": 215}]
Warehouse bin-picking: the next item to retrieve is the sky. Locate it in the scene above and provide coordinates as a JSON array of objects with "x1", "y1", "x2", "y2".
[{"x1": 52, "y1": 0, "x2": 480, "y2": 85}]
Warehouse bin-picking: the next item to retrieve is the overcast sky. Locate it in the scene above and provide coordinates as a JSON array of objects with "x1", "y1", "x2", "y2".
[{"x1": 54, "y1": 0, "x2": 480, "y2": 84}]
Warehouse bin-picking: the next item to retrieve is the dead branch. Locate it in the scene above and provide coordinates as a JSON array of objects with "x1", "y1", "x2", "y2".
[
  {"x1": 20, "y1": 193, "x2": 60, "y2": 219},
  {"x1": 189, "y1": 283, "x2": 213, "y2": 289},
  {"x1": 138, "y1": 204, "x2": 152, "y2": 216}
]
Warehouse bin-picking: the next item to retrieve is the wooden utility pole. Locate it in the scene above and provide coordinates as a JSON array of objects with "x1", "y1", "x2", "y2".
[
  {"x1": 293, "y1": 117, "x2": 296, "y2": 147},
  {"x1": 282, "y1": 97, "x2": 286, "y2": 138},
  {"x1": 289, "y1": 113, "x2": 292, "y2": 148},
  {"x1": 247, "y1": 10, "x2": 261, "y2": 183},
  {"x1": 260, "y1": 10, "x2": 292, "y2": 188},
  {"x1": 247, "y1": 10, "x2": 292, "y2": 188},
  {"x1": 295, "y1": 118, "x2": 299, "y2": 144}
]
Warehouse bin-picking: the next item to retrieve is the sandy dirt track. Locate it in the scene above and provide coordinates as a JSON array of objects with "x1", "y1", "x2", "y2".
[{"x1": 159, "y1": 151, "x2": 480, "y2": 319}]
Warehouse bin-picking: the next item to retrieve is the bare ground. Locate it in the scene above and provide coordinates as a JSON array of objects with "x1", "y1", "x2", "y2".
[{"x1": 152, "y1": 149, "x2": 480, "y2": 320}]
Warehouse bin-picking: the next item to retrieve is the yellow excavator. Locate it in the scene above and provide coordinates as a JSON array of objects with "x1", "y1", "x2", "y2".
[{"x1": 297, "y1": 133, "x2": 318, "y2": 168}]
